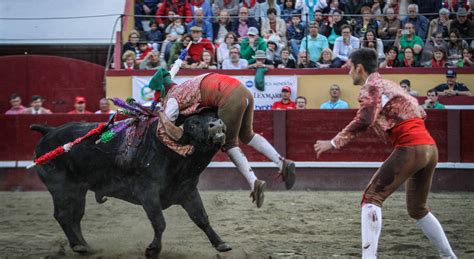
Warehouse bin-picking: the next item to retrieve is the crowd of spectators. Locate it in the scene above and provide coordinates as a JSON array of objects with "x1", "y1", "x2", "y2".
[{"x1": 127, "y1": 0, "x2": 474, "y2": 70}]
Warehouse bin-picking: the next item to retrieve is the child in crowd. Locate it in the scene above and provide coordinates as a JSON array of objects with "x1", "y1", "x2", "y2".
[
  {"x1": 160, "y1": 14, "x2": 185, "y2": 60},
  {"x1": 145, "y1": 21, "x2": 163, "y2": 52}
]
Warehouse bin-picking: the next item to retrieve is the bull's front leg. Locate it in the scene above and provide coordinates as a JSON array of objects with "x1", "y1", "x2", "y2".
[
  {"x1": 180, "y1": 189, "x2": 232, "y2": 252},
  {"x1": 141, "y1": 190, "x2": 166, "y2": 259}
]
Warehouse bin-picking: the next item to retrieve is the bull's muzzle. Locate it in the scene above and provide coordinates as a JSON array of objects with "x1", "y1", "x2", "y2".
[{"x1": 208, "y1": 119, "x2": 226, "y2": 147}]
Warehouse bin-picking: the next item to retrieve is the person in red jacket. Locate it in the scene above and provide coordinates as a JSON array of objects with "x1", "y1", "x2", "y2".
[
  {"x1": 67, "y1": 96, "x2": 93, "y2": 114},
  {"x1": 272, "y1": 86, "x2": 296, "y2": 110},
  {"x1": 314, "y1": 48, "x2": 456, "y2": 259},
  {"x1": 155, "y1": 0, "x2": 192, "y2": 28},
  {"x1": 187, "y1": 26, "x2": 215, "y2": 63}
]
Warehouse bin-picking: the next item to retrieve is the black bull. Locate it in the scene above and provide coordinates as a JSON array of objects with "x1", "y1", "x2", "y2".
[{"x1": 31, "y1": 111, "x2": 232, "y2": 258}]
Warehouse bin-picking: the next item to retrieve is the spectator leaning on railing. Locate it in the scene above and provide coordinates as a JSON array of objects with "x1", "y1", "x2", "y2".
[
  {"x1": 400, "y1": 79, "x2": 419, "y2": 97},
  {"x1": 5, "y1": 93, "x2": 26, "y2": 115},
  {"x1": 432, "y1": 70, "x2": 472, "y2": 96},
  {"x1": 422, "y1": 89, "x2": 445, "y2": 109}
]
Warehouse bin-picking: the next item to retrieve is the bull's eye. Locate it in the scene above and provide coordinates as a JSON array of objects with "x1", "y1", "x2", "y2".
[{"x1": 191, "y1": 125, "x2": 196, "y2": 129}]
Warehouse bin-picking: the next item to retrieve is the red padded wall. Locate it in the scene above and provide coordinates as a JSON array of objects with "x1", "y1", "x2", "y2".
[{"x1": 461, "y1": 110, "x2": 474, "y2": 162}]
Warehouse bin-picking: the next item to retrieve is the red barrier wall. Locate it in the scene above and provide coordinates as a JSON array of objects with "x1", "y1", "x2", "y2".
[
  {"x1": 0, "y1": 55, "x2": 105, "y2": 113},
  {"x1": 462, "y1": 110, "x2": 474, "y2": 162}
]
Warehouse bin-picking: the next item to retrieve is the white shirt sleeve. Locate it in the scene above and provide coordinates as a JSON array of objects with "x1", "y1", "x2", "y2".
[{"x1": 164, "y1": 98, "x2": 179, "y2": 122}]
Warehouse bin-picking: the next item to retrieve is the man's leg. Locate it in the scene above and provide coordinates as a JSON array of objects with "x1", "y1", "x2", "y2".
[
  {"x1": 406, "y1": 146, "x2": 456, "y2": 258},
  {"x1": 361, "y1": 146, "x2": 427, "y2": 258}
]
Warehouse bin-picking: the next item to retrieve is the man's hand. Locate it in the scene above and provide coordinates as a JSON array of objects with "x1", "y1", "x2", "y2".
[{"x1": 314, "y1": 140, "x2": 334, "y2": 159}]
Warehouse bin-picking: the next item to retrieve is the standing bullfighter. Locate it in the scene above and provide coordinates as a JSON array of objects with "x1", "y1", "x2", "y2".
[
  {"x1": 314, "y1": 48, "x2": 456, "y2": 258},
  {"x1": 150, "y1": 68, "x2": 296, "y2": 208}
]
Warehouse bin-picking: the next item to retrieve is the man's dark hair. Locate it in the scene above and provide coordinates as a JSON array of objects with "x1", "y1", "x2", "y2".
[
  {"x1": 341, "y1": 24, "x2": 352, "y2": 32},
  {"x1": 427, "y1": 89, "x2": 438, "y2": 95},
  {"x1": 30, "y1": 95, "x2": 43, "y2": 102},
  {"x1": 400, "y1": 79, "x2": 411, "y2": 86},
  {"x1": 296, "y1": 96, "x2": 307, "y2": 103},
  {"x1": 9, "y1": 93, "x2": 20, "y2": 100},
  {"x1": 267, "y1": 8, "x2": 277, "y2": 15},
  {"x1": 349, "y1": 48, "x2": 378, "y2": 74}
]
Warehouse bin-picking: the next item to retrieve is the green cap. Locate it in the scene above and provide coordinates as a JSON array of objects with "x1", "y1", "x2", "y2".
[{"x1": 148, "y1": 67, "x2": 173, "y2": 99}]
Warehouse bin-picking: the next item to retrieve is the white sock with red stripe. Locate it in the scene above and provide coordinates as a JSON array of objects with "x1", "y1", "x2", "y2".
[
  {"x1": 361, "y1": 203, "x2": 382, "y2": 259},
  {"x1": 248, "y1": 134, "x2": 283, "y2": 169},
  {"x1": 227, "y1": 147, "x2": 257, "y2": 190},
  {"x1": 416, "y1": 212, "x2": 456, "y2": 258}
]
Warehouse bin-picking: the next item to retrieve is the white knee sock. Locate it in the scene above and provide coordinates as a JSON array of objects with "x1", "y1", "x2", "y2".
[
  {"x1": 247, "y1": 134, "x2": 283, "y2": 169},
  {"x1": 416, "y1": 212, "x2": 457, "y2": 259},
  {"x1": 361, "y1": 203, "x2": 382, "y2": 259},
  {"x1": 227, "y1": 147, "x2": 257, "y2": 190}
]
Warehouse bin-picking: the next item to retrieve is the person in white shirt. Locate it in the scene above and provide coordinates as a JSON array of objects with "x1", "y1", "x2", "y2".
[
  {"x1": 222, "y1": 46, "x2": 249, "y2": 69},
  {"x1": 333, "y1": 24, "x2": 360, "y2": 64},
  {"x1": 217, "y1": 32, "x2": 240, "y2": 67},
  {"x1": 94, "y1": 98, "x2": 116, "y2": 114}
]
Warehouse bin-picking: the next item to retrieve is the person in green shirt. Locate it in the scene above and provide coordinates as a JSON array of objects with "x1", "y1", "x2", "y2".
[
  {"x1": 395, "y1": 22, "x2": 424, "y2": 62},
  {"x1": 422, "y1": 89, "x2": 445, "y2": 109},
  {"x1": 240, "y1": 27, "x2": 267, "y2": 64}
]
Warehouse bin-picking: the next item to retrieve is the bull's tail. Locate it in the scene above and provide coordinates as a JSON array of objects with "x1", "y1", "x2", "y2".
[{"x1": 30, "y1": 124, "x2": 54, "y2": 135}]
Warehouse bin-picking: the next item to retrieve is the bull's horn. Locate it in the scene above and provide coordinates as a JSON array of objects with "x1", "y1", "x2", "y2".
[{"x1": 158, "y1": 111, "x2": 183, "y2": 141}]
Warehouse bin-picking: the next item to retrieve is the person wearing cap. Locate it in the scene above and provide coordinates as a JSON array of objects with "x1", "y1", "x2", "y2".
[
  {"x1": 272, "y1": 86, "x2": 296, "y2": 109},
  {"x1": 432, "y1": 70, "x2": 472, "y2": 96},
  {"x1": 320, "y1": 84, "x2": 349, "y2": 109},
  {"x1": 450, "y1": 7, "x2": 474, "y2": 46},
  {"x1": 248, "y1": 50, "x2": 275, "y2": 69},
  {"x1": 400, "y1": 79, "x2": 419, "y2": 97},
  {"x1": 314, "y1": 48, "x2": 457, "y2": 259},
  {"x1": 300, "y1": 21, "x2": 329, "y2": 63},
  {"x1": 186, "y1": 9, "x2": 213, "y2": 41},
  {"x1": 68, "y1": 96, "x2": 92, "y2": 114},
  {"x1": 240, "y1": 27, "x2": 268, "y2": 64},
  {"x1": 22, "y1": 95, "x2": 52, "y2": 115},
  {"x1": 427, "y1": 8, "x2": 451, "y2": 40},
  {"x1": 187, "y1": 26, "x2": 215, "y2": 64},
  {"x1": 149, "y1": 69, "x2": 297, "y2": 208},
  {"x1": 230, "y1": 7, "x2": 258, "y2": 41}
]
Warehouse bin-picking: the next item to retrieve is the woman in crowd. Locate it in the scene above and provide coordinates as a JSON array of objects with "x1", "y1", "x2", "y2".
[
  {"x1": 360, "y1": 30, "x2": 385, "y2": 60},
  {"x1": 396, "y1": 47, "x2": 420, "y2": 67},
  {"x1": 122, "y1": 30, "x2": 140, "y2": 55},
  {"x1": 316, "y1": 48, "x2": 343, "y2": 68},
  {"x1": 280, "y1": 0, "x2": 299, "y2": 24},
  {"x1": 196, "y1": 49, "x2": 218, "y2": 69},
  {"x1": 423, "y1": 46, "x2": 447, "y2": 68},
  {"x1": 458, "y1": 47, "x2": 474, "y2": 67},
  {"x1": 353, "y1": 6, "x2": 378, "y2": 38},
  {"x1": 447, "y1": 29, "x2": 469, "y2": 67},
  {"x1": 379, "y1": 46, "x2": 400, "y2": 68},
  {"x1": 212, "y1": 10, "x2": 232, "y2": 45},
  {"x1": 122, "y1": 50, "x2": 138, "y2": 70},
  {"x1": 427, "y1": 8, "x2": 451, "y2": 39},
  {"x1": 217, "y1": 32, "x2": 240, "y2": 67},
  {"x1": 320, "y1": 9, "x2": 346, "y2": 49}
]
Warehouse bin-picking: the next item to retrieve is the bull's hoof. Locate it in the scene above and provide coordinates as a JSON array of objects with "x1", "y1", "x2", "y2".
[
  {"x1": 215, "y1": 242, "x2": 232, "y2": 252},
  {"x1": 145, "y1": 246, "x2": 161, "y2": 259},
  {"x1": 71, "y1": 244, "x2": 89, "y2": 254}
]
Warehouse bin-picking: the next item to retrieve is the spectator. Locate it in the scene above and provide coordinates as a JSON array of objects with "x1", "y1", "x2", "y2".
[
  {"x1": 191, "y1": 0, "x2": 213, "y2": 24},
  {"x1": 222, "y1": 46, "x2": 249, "y2": 69},
  {"x1": 155, "y1": 0, "x2": 192, "y2": 27},
  {"x1": 323, "y1": 0, "x2": 345, "y2": 14},
  {"x1": 378, "y1": 7, "x2": 401, "y2": 46},
  {"x1": 122, "y1": 30, "x2": 140, "y2": 55},
  {"x1": 379, "y1": 46, "x2": 400, "y2": 68},
  {"x1": 272, "y1": 86, "x2": 296, "y2": 109},
  {"x1": 240, "y1": 27, "x2": 267, "y2": 64},
  {"x1": 134, "y1": 0, "x2": 160, "y2": 31},
  {"x1": 422, "y1": 89, "x2": 445, "y2": 109},
  {"x1": 95, "y1": 98, "x2": 115, "y2": 114},
  {"x1": 383, "y1": 0, "x2": 399, "y2": 15},
  {"x1": 196, "y1": 49, "x2": 218, "y2": 69},
  {"x1": 187, "y1": 26, "x2": 215, "y2": 63},
  {"x1": 266, "y1": 38, "x2": 281, "y2": 62},
  {"x1": 412, "y1": 0, "x2": 442, "y2": 20},
  {"x1": 136, "y1": 39, "x2": 153, "y2": 63},
  {"x1": 432, "y1": 70, "x2": 472, "y2": 96},
  {"x1": 213, "y1": 10, "x2": 232, "y2": 45},
  {"x1": 353, "y1": 6, "x2": 379, "y2": 38},
  {"x1": 287, "y1": 14, "x2": 305, "y2": 59},
  {"x1": 320, "y1": 9, "x2": 346, "y2": 49},
  {"x1": 312, "y1": 10, "x2": 325, "y2": 27},
  {"x1": 297, "y1": 51, "x2": 317, "y2": 68},
  {"x1": 68, "y1": 96, "x2": 92, "y2": 114},
  {"x1": 23, "y1": 95, "x2": 52, "y2": 114},
  {"x1": 396, "y1": 47, "x2": 421, "y2": 67},
  {"x1": 168, "y1": 34, "x2": 192, "y2": 67},
  {"x1": 212, "y1": 0, "x2": 239, "y2": 16},
  {"x1": 401, "y1": 4, "x2": 429, "y2": 39},
  {"x1": 394, "y1": 22, "x2": 423, "y2": 62},
  {"x1": 217, "y1": 32, "x2": 240, "y2": 66},
  {"x1": 442, "y1": 0, "x2": 469, "y2": 13},
  {"x1": 316, "y1": 48, "x2": 343, "y2": 68},
  {"x1": 400, "y1": 79, "x2": 419, "y2": 97},
  {"x1": 5, "y1": 93, "x2": 26, "y2": 115},
  {"x1": 447, "y1": 29, "x2": 469, "y2": 67},
  {"x1": 360, "y1": 30, "x2": 385, "y2": 60},
  {"x1": 248, "y1": 50, "x2": 275, "y2": 69},
  {"x1": 320, "y1": 84, "x2": 349, "y2": 109},
  {"x1": 187, "y1": 9, "x2": 213, "y2": 41},
  {"x1": 122, "y1": 50, "x2": 138, "y2": 70},
  {"x1": 145, "y1": 21, "x2": 163, "y2": 52},
  {"x1": 140, "y1": 50, "x2": 164, "y2": 70},
  {"x1": 241, "y1": 0, "x2": 257, "y2": 17},
  {"x1": 295, "y1": 0, "x2": 327, "y2": 23},
  {"x1": 427, "y1": 8, "x2": 451, "y2": 40},
  {"x1": 458, "y1": 47, "x2": 474, "y2": 67},
  {"x1": 280, "y1": 0, "x2": 299, "y2": 23},
  {"x1": 275, "y1": 47, "x2": 297, "y2": 68},
  {"x1": 295, "y1": 96, "x2": 307, "y2": 109},
  {"x1": 255, "y1": 0, "x2": 281, "y2": 19},
  {"x1": 161, "y1": 14, "x2": 185, "y2": 61},
  {"x1": 300, "y1": 21, "x2": 329, "y2": 63},
  {"x1": 261, "y1": 8, "x2": 287, "y2": 46},
  {"x1": 231, "y1": 7, "x2": 259, "y2": 41},
  {"x1": 333, "y1": 24, "x2": 360, "y2": 63},
  {"x1": 370, "y1": 0, "x2": 384, "y2": 17},
  {"x1": 450, "y1": 8, "x2": 474, "y2": 46},
  {"x1": 344, "y1": 0, "x2": 367, "y2": 20},
  {"x1": 423, "y1": 46, "x2": 447, "y2": 68}
]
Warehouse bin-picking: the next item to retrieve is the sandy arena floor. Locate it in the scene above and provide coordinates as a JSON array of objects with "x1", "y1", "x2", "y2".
[{"x1": 0, "y1": 191, "x2": 472, "y2": 258}]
